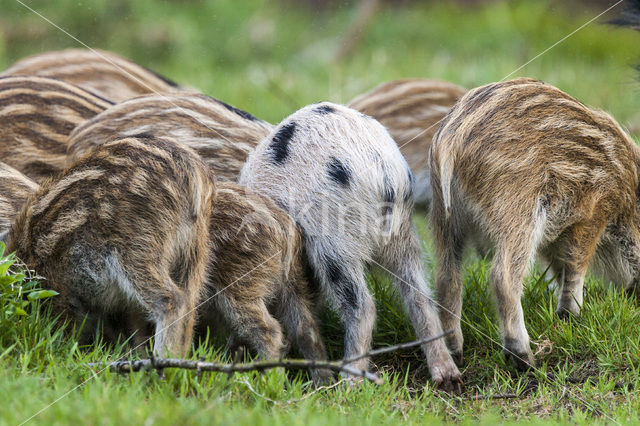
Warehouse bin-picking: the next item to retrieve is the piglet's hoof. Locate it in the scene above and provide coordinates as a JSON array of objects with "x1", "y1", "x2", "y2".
[
  {"x1": 434, "y1": 374, "x2": 463, "y2": 395},
  {"x1": 555, "y1": 305, "x2": 580, "y2": 321},
  {"x1": 430, "y1": 359, "x2": 463, "y2": 394},
  {"x1": 503, "y1": 341, "x2": 535, "y2": 371},
  {"x1": 435, "y1": 376, "x2": 463, "y2": 395}
]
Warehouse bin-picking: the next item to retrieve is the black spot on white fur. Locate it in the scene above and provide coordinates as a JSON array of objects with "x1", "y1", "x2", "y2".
[
  {"x1": 315, "y1": 105, "x2": 335, "y2": 115},
  {"x1": 325, "y1": 255, "x2": 358, "y2": 309},
  {"x1": 381, "y1": 175, "x2": 395, "y2": 231},
  {"x1": 327, "y1": 157, "x2": 351, "y2": 187},
  {"x1": 269, "y1": 122, "x2": 297, "y2": 164},
  {"x1": 383, "y1": 175, "x2": 395, "y2": 204},
  {"x1": 340, "y1": 280, "x2": 359, "y2": 310},
  {"x1": 326, "y1": 256, "x2": 344, "y2": 283}
]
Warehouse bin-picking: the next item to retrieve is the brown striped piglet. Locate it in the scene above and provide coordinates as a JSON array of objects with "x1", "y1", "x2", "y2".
[
  {"x1": 1, "y1": 48, "x2": 182, "y2": 102},
  {"x1": 430, "y1": 78, "x2": 640, "y2": 370},
  {"x1": 200, "y1": 182, "x2": 331, "y2": 385},
  {"x1": 66, "y1": 93, "x2": 273, "y2": 181},
  {"x1": 6, "y1": 135, "x2": 216, "y2": 357},
  {"x1": 2, "y1": 136, "x2": 330, "y2": 378},
  {"x1": 0, "y1": 76, "x2": 113, "y2": 182}
]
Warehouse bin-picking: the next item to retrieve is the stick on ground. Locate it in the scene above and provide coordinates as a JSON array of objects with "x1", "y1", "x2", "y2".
[
  {"x1": 91, "y1": 357, "x2": 382, "y2": 384},
  {"x1": 88, "y1": 331, "x2": 453, "y2": 385}
]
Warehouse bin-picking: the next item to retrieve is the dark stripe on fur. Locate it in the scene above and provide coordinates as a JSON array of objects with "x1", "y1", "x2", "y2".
[
  {"x1": 327, "y1": 157, "x2": 351, "y2": 187},
  {"x1": 269, "y1": 122, "x2": 297, "y2": 164}
]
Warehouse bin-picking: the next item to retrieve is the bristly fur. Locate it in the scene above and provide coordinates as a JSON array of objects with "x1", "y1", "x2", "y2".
[
  {"x1": 0, "y1": 76, "x2": 113, "y2": 182},
  {"x1": 240, "y1": 102, "x2": 461, "y2": 389},
  {"x1": 349, "y1": 79, "x2": 466, "y2": 209},
  {"x1": 1, "y1": 48, "x2": 181, "y2": 102},
  {"x1": 0, "y1": 162, "x2": 38, "y2": 238},
  {"x1": 67, "y1": 94, "x2": 274, "y2": 181},
  {"x1": 3, "y1": 155, "x2": 328, "y2": 376},
  {"x1": 198, "y1": 182, "x2": 331, "y2": 385},
  {"x1": 430, "y1": 77, "x2": 640, "y2": 370},
  {"x1": 7, "y1": 135, "x2": 216, "y2": 357}
]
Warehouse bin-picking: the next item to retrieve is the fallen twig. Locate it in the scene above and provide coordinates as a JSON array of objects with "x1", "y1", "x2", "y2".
[
  {"x1": 88, "y1": 331, "x2": 453, "y2": 385},
  {"x1": 90, "y1": 357, "x2": 382, "y2": 384}
]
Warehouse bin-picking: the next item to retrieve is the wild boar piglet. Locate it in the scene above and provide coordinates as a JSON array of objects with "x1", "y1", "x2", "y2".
[
  {"x1": 240, "y1": 102, "x2": 461, "y2": 389},
  {"x1": 66, "y1": 93, "x2": 273, "y2": 181},
  {"x1": 349, "y1": 79, "x2": 466, "y2": 210},
  {"x1": 0, "y1": 76, "x2": 113, "y2": 182},
  {"x1": 199, "y1": 182, "x2": 330, "y2": 385},
  {"x1": 430, "y1": 77, "x2": 640, "y2": 369},
  {"x1": 1, "y1": 48, "x2": 181, "y2": 102},
  {"x1": 6, "y1": 135, "x2": 216, "y2": 357}
]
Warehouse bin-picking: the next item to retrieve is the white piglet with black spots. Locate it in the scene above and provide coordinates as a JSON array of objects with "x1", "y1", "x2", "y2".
[{"x1": 239, "y1": 102, "x2": 461, "y2": 389}]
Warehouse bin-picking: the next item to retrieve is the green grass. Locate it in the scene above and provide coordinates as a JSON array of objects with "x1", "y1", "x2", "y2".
[{"x1": 1, "y1": 0, "x2": 640, "y2": 424}]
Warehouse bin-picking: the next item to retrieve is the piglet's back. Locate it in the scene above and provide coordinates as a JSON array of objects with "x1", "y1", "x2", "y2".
[
  {"x1": 8, "y1": 135, "x2": 215, "y2": 275},
  {"x1": 1, "y1": 48, "x2": 181, "y2": 103},
  {"x1": 349, "y1": 79, "x2": 466, "y2": 208},
  {"x1": 6, "y1": 135, "x2": 216, "y2": 355},
  {"x1": 0, "y1": 76, "x2": 114, "y2": 182},
  {"x1": 431, "y1": 77, "x2": 639, "y2": 223},
  {"x1": 66, "y1": 94, "x2": 274, "y2": 181}
]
